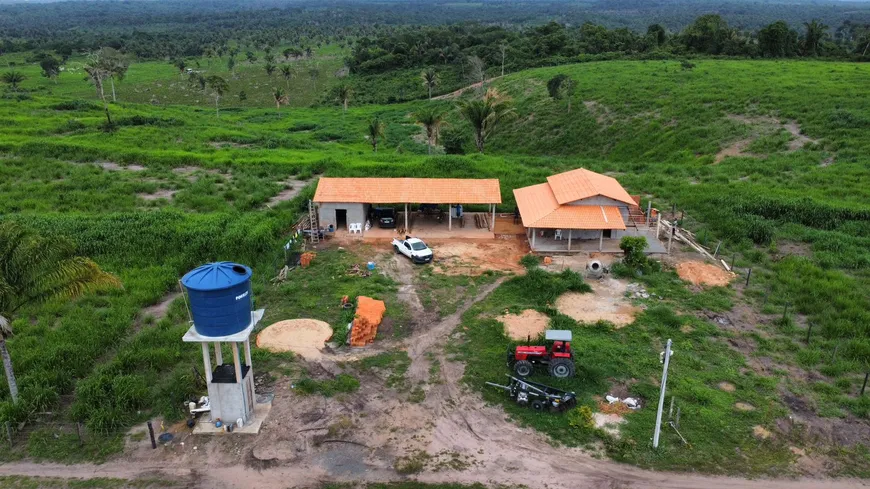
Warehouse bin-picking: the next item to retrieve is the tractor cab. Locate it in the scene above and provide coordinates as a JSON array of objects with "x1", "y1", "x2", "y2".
[
  {"x1": 546, "y1": 330, "x2": 573, "y2": 358},
  {"x1": 508, "y1": 330, "x2": 575, "y2": 378}
]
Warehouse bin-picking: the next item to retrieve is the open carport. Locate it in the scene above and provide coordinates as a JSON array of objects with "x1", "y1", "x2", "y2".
[{"x1": 313, "y1": 177, "x2": 502, "y2": 239}]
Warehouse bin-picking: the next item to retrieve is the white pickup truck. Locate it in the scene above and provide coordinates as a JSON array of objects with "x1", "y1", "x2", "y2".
[{"x1": 392, "y1": 236, "x2": 433, "y2": 264}]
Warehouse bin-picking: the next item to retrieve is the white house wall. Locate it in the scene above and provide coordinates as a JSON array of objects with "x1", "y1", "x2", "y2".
[{"x1": 318, "y1": 202, "x2": 368, "y2": 231}]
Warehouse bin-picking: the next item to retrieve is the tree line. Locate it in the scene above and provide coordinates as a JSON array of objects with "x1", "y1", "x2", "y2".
[{"x1": 348, "y1": 16, "x2": 870, "y2": 79}]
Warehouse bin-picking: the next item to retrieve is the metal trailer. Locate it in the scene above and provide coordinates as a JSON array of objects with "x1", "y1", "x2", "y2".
[{"x1": 486, "y1": 375, "x2": 577, "y2": 413}]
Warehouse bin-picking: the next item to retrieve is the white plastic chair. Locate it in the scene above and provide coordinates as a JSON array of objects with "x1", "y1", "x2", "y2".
[
  {"x1": 349, "y1": 223, "x2": 362, "y2": 234},
  {"x1": 555, "y1": 229, "x2": 563, "y2": 240}
]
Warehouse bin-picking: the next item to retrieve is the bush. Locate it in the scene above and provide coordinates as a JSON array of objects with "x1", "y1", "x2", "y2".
[
  {"x1": 520, "y1": 254, "x2": 540, "y2": 269},
  {"x1": 567, "y1": 405, "x2": 595, "y2": 431},
  {"x1": 616, "y1": 236, "x2": 661, "y2": 276}
]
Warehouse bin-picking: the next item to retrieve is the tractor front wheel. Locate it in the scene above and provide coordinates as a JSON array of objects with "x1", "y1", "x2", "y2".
[
  {"x1": 548, "y1": 359, "x2": 575, "y2": 378},
  {"x1": 514, "y1": 360, "x2": 534, "y2": 377},
  {"x1": 531, "y1": 400, "x2": 545, "y2": 411}
]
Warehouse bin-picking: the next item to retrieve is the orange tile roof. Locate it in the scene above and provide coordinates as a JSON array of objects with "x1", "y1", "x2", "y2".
[
  {"x1": 546, "y1": 168, "x2": 635, "y2": 206},
  {"x1": 313, "y1": 178, "x2": 501, "y2": 204},
  {"x1": 532, "y1": 205, "x2": 626, "y2": 230},
  {"x1": 513, "y1": 168, "x2": 633, "y2": 230}
]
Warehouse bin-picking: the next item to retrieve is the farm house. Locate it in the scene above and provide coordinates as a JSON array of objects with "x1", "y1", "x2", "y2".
[
  {"x1": 312, "y1": 177, "x2": 502, "y2": 238},
  {"x1": 514, "y1": 168, "x2": 665, "y2": 253}
]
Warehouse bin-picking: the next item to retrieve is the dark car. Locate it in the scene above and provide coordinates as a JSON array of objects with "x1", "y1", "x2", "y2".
[{"x1": 372, "y1": 207, "x2": 397, "y2": 228}]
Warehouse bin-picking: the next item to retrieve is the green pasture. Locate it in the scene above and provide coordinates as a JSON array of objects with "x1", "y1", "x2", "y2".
[{"x1": 0, "y1": 57, "x2": 867, "y2": 471}]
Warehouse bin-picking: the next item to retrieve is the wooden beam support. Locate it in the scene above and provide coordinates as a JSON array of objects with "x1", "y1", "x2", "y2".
[{"x1": 232, "y1": 342, "x2": 243, "y2": 384}]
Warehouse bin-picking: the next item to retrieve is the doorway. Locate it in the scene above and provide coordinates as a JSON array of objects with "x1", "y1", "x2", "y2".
[
  {"x1": 603, "y1": 229, "x2": 612, "y2": 239},
  {"x1": 336, "y1": 209, "x2": 348, "y2": 230}
]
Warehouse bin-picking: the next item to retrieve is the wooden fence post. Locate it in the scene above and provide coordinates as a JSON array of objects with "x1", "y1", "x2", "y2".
[
  {"x1": 76, "y1": 423, "x2": 84, "y2": 447},
  {"x1": 862, "y1": 372, "x2": 868, "y2": 396},
  {"x1": 806, "y1": 322, "x2": 813, "y2": 345},
  {"x1": 745, "y1": 268, "x2": 752, "y2": 287},
  {"x1": 713, "y1": 241, "x2": 722, "y2": 259},
  {"x1": 5, "y1": 421, "x2": 12, "y2": 448},
  {"x1": 147, "y1": 421, "x2": 157, "y2": 449}
]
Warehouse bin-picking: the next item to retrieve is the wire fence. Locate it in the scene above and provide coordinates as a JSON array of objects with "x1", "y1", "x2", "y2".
[{"x1": 4, "y1": 419, "x2": 160, "y2": 450}]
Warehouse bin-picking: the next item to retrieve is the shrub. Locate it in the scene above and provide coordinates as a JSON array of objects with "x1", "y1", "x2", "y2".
[
  {"x1": 567, "y1": 405, "x2": 595, "y2": 431},
  {"x1": 617, "y1": 236, "x2": 661, "y2": 276},
  {"x1": 520, "y1": 254, "x2": 540, "y2": 269}
]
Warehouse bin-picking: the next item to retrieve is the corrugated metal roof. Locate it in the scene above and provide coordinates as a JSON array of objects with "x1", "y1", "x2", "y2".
[
  {"x1": 546, "y1": 168, "x2": 636, "y2": 206},
  {"x1": 313, "y1": 178, "x2": 502, "y2": 204}
]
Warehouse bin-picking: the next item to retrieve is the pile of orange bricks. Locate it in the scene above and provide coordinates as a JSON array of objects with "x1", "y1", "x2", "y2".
[
  {"x1": 349, "y1": 296, "x2": 386, "y2": 346},
  {"x1": 300, "y1": 252, "x2": 316, "y2": 268}
]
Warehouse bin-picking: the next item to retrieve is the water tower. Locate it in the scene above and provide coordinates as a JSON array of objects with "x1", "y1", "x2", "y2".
[{"x1": 181, "y1": 262, "x2": 264, "y2": 430}]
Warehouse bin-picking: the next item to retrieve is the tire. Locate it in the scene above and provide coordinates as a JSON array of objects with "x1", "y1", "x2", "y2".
[
  {"x1": 513, "y1": 360, "x2": 534, "y2": 377},
  {"x1": 548, "y1": 359, "x2": 575, "y2": 378},
  {"x1": 531, "y1": 400, "x2": 545, "y2": 411},
  {"x1": 393, "y1": 244, "x2": 400, "y2": 253}
]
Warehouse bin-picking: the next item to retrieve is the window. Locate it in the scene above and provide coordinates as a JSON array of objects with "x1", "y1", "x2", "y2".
[{"x1": 411, "y1": 241, "x2": 428, "y2": 251}]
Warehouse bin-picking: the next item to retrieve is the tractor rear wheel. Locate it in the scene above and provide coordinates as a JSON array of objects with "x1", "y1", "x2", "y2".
[
  {"x1": 531, "y1": 400, "x2": 545, "y2": 411},
  {"x1": 548, "y1": 359, "x2": 575, "y2": 378},
  {"x1": 513, "y1": 360, "x2": 534, "y2": 377}
]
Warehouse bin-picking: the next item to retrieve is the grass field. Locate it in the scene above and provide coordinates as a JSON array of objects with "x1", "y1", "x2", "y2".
[{"x1": 0, "y1": 55, "x2": 868, "y2": 473}]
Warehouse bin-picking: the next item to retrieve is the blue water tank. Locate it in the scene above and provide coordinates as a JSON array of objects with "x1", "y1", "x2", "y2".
[{"x1": 181, "y1": 262, "x2": 253, "y2": 337}]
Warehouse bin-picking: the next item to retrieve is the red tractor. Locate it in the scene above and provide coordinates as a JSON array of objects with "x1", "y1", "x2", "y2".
[{"x1": 507, "y1": 330, "x2": 576, "y2": 378}]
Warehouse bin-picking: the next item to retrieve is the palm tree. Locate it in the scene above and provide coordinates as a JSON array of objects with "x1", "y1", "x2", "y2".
[
  {"x1": 265, "y1": 62, "x2": 276, "y2": 77},
  {"x1": 84, "y1": 53, "x2": 113, "y2": 126},
  {"x1": 206, "y1": 75, "x2": 229, "y2": 117},
  {"x1": 803, "y1": 19, "x2": 829, "y2": 56},
  {"x1": 279, "y1": 65, "x2": 294, "y2": 89},
  {"x1": 2, "y1": 71, "x2": 25, "y2": 90},
  {"x1": 457, "y1": 88, "x2": 516, "y2": 153},
  {"x1": 273, "y1": 87, "x2": 288, "y2": 112},
  {"x1": 421, "y1": 68, "x2": 438, "y2": 100},
  {"x1": 414, "y1": 107, "x2": 446, "y2": 155},
  {"x1": 100, "y1": 47, "x2": 129, "y2": 103},
  {"x1": 337, "y1": 84, "x2": 353, "y2": 112},
  {"x1": 227, "y1": 56, "x2": 236, "y2": 78},
  {"x1": 367, "y1": 117, "x2": 386, "y2": 153},
  {"x1": 0, "y1": 222, "x2": 121, "y2": 403},
  {"x1": 282, "y1": 48, "x2": 293, "y2": 61}
]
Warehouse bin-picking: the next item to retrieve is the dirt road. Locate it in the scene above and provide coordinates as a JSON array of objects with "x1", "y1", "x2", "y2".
[{"x1": 1, "y1": 278, "x2": 866, "y2": 489}]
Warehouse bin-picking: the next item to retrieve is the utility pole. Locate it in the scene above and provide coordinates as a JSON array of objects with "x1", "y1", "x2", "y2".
[{"x1": 653, "y1": 339, "x2": 673, "y2": 449}]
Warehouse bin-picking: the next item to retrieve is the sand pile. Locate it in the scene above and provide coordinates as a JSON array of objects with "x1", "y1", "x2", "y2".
[
  {"x1": 256, "y1": 319, "x2": 333, "y2": 360},
  {"x1": 498, "y1": 309, "x2": 550, "y2": 340},
  {"x1": 675, "y1": 261, "x2": 734, "y2": 286},
  {"x1": 555, "y1": 278, "x2": 640, "y2": 327},
  {"x1": 350, "y1": 296, "x2": 386, "y2": 346}
]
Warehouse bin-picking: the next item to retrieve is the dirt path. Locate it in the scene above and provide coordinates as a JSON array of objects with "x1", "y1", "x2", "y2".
[
  {"x1": 2, "y1": 277, "x2": 867, "y2": 488},
  {"x1": 432, "y1": 76, "x2": 504, "y2": 100}
]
